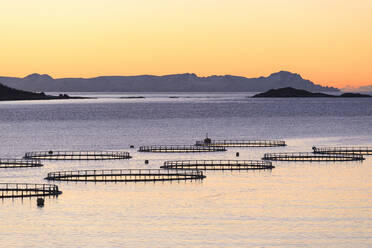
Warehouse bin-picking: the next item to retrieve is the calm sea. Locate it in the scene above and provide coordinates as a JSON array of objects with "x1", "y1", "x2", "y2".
[{"x1": 0, "y1": 93, "x2": 371, "y2": 247}]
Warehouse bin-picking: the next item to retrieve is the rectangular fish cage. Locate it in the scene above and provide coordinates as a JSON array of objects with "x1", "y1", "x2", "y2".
[
  {"x1": 45, "y1": 169, "x2": 206, "y2": 182},
  {"x1": 161, "y1": 160, "x2": 274, "y2": 170}
]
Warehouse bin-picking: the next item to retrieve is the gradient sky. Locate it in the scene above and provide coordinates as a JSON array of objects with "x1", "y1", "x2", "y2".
[{"x1": 1, "y1": 0, "x2": 371, "y2": 88}]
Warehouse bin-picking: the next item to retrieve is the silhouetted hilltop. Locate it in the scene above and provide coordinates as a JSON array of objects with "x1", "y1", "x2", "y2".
[
  {"x1": 24, "y1": 73, "x2": 53, "y2": 81},
  {"x1": 252, "y1": 87, "x2": 371, "y2": 98},
  {"x1": 0, "y1": 82, "x2": 83, "y2": 101},
  {"x1": 0, "y1": 71, "x2": 338, "y2": 92}
]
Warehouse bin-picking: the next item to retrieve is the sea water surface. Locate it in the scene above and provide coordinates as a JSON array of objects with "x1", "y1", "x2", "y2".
[{"x1": 0, "y1": 93, "x2": 371, "y2": 247}]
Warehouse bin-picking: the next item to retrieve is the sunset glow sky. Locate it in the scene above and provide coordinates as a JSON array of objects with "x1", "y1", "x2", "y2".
[{"x1": 1, "y1": 0, "x2": 371, "y2": 88}]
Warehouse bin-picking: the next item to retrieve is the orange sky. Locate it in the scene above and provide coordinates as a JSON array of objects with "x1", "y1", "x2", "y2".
[{"x1": 1, "y1": 0, "x2": 371, "y2": 88}]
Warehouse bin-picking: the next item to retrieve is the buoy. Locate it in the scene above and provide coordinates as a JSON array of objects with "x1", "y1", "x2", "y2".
[
  {"x1": 236, "y1": 152, "x2": 240, "y2": 157},
  {"x1": 37, "y1": 198, "x2": 44, "y2": 207},
  {"x1": 130, "y1": 145, "x2": 134, "y2": 148},
  {"x1": 145, "y1": 160, "x2": 149, "y2": 164}
]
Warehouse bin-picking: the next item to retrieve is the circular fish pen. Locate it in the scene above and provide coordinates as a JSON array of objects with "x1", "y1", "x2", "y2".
[
  {"x1": 161, "y1": 160, "x2": 275, "y2": 170},
  {"x1": 0, "y1": 183, "x2": 62, "y2": 198},
  {"x1": 138, "y1": 145, "x2": 226, "y2": 153},
  {"x1": 0, "y1": 158, "x2": 43, "y2": 168},
  {"x1": 195, "y1": 139, "x2": 286, "y2": 147},
  {"x1": 313, "y1": 146, "x2": 372, "y2": 155},
  {"x1": 263, "y1": 152, "x2": 364, "y2": 162},
  {"x1": 45, "y1": 169, "x2": 206, "y2": 182},
  {"x1": 24, "y1": 151, "x2": 131, "y2": 161}
]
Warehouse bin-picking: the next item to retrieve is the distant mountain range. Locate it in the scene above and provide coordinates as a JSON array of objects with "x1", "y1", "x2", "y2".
[{"x1": 0, "y1": 71, "x2": 338, "y2": 92}]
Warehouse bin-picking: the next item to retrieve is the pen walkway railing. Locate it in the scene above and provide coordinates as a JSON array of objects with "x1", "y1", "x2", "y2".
[
  {"x1": 45, "y1": 169, "x2": 206, "y2": 182},
  {"x1": 0, "y1": 158, "x2": 43, "y2": 168},
  {"x1": 195, "y1": 139, "x2": 286, "y2": 147},
  {"x1": 24, "y1": 151, "x2": 131, "y2": 160},
  {"x1": 263, "y1": 152, "x2": 364, "y2": 162},
  {"x1": 0, "y1": 183, "x2": 62, "y2": 198},
  {"x1": 313, "y1": 146, "x2": 372, "y2": 155},
  {"x1": 138, "y1": 145, "x2": 226, "y2": 153},
  {"x1": 161, "y1": 160, "x2": 274, "y2": 170}
]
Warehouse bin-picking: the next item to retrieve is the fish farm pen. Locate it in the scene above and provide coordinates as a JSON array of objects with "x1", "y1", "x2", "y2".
[
  {"x1": 0, "y1": 183, "x2": 62, "y2": 198},
  {"x1": 263, "y1": 152, "x2": 365, "y2": 162},
  {"x1": 0, "y1": 159, "x2": 43, "y2": 168},
  {"x1": 138, "y1": 145, "x2": 226, "y2": 153},
  {"x1": 313, "y1": 146, "x2": 372, "y2": 155},
  {"x1": 24, "y1": 151, "x2": 131, "y2": 160},
  {"x1": 45, "y1": 169, "x2": 206, "y2": 182},
  {"x1": 161, "y1": 160, "x2": 275, "y2": 170},
  {"x1": 195, "y1": 139, "x2": 286, "y2": 147}
]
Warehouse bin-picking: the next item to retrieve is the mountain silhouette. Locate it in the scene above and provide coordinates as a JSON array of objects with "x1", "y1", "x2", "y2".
[{"x1": 0, "y1": 71, "x2": 338, "y2": 92}]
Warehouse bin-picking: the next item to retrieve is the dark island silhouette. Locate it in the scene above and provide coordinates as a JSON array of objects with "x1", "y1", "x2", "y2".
[
  {"x1": 119, "y1": 96, "x2": 146, "y2": 99},
  {"x1": 252, "y1": 87, "x2": 371, "y2": 98},
  {"x1": 0, "y1": 71, "x2": 338, "y2": 92},
  {"x1": 0, "y1": 82, "x2": 85, "y2": 101}
]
